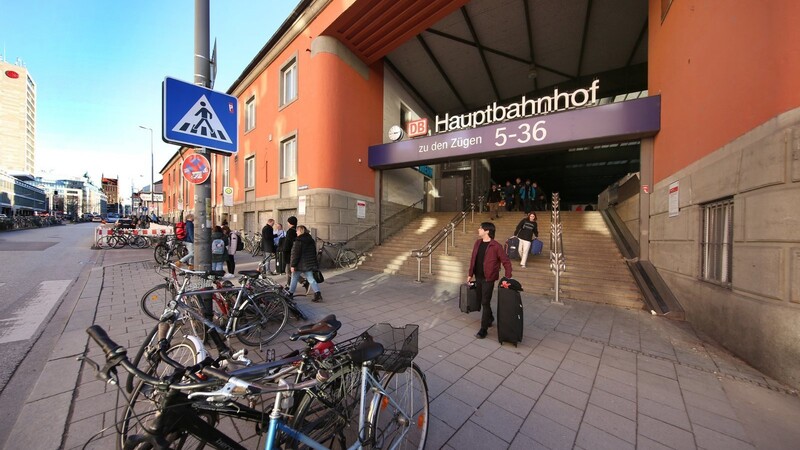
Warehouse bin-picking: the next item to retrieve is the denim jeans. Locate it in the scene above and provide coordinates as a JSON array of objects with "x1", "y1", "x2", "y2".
[
  {"x1": 289, "y1": 270, "x2": 320, "y2": 294},
  {"x1": 180, "y1": 242, "x2": 194, "y2": 264}
]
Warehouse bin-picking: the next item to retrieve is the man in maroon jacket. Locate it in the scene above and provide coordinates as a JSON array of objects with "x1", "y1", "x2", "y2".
[{"x1": 467, "y1": 222, "x2": 513, "y2": 339}]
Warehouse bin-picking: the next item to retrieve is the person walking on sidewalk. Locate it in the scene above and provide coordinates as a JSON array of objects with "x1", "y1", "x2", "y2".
[
  {"x1": 287, "y1": 225, "x2": 323, "y2": 302},
  {"x1": 514, "y1": 212, "x2": 539, "y2": 268},
  {"x1": 262, "y1": 218, "x2": 275, "y2": 256},
  {"x1": 467, "y1": 222, "x2": 512, "y2": 339},
  {"x1": 176, "y1": 214, "x2": 194, "y2": 268},
  {"x1": 223, "y1": 225, "x2": 238, "y2": 275}
]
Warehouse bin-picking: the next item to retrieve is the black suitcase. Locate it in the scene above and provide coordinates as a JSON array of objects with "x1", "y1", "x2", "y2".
[
  {"x1": 497, "y1": 286, "x2": 523, "y2": 346},
  {"x1": 459, "y1": 283, "x2": 481, "y2": 313},
  {"x1": 505, "y1": 236, "x2": 521, "y2": 260}
]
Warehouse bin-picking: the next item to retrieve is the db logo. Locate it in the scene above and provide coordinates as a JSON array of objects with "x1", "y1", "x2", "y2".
[{"x1": 406, "y1": 118, "x2": 428, "y2": 138}]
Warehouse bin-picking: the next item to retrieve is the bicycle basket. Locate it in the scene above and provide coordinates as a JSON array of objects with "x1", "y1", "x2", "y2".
[{"x1": 366, "y1": 323, "x2": 419, "y2": 373}]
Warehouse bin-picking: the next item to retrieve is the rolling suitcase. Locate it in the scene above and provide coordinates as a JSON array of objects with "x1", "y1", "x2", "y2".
[
  {"x1": 497, "y1": 284, "x2": 523, "y2": 346},
  {"x1": 530, "y1": 238, "x2": 543, "y2": 255},
  {"x1": 505, "y1": 236, "x2": 521, "y2": 260},
  {"x1": 459, "y1": 283, "x2": 481, "y2": 313}
]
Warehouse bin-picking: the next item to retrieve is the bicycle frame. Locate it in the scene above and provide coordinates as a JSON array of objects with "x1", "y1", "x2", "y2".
[{"x1": 169, "y1": 284, "x2": 268, "y2": 338}]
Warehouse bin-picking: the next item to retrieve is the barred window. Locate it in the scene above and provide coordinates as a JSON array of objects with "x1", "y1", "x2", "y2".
[{"x1": 701, "y1": 198, "x2": 733, "y2": 285}]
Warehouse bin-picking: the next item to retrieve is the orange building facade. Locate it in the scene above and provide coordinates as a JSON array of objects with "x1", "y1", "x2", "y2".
[{"x1": 160, "y1": 0, "x2": 800, "y2": 388}]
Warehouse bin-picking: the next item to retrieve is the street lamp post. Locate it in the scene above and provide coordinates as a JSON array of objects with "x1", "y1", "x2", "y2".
[{"x1": 138, "y1": 126, "x2": 154, "y2": 219}]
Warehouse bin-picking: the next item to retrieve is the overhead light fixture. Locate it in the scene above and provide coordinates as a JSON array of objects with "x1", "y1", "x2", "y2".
[{"x1": 527, "y1": 66, "x2": 538, "y2": 79}]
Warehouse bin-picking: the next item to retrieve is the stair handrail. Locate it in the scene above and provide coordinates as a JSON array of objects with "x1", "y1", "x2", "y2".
[
  {"x1": 410, "y1": 195, "x2": 484, "y2": 282},
  {"x1": 344, "y1": 196, "x2": 426, "y2": 250},
  {"x1": 549, "y1": 192, "x2": 567, "y2": 304}
]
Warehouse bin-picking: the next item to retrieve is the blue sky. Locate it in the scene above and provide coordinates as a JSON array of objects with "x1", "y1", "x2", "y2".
[{"x1": 2, "y1": 0, "x2": 298, "y2": 197}]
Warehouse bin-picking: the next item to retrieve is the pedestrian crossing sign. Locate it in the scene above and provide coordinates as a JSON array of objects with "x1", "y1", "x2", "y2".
[{"x1": 162, "y1": 77, "x2": 238, "y2": 154}]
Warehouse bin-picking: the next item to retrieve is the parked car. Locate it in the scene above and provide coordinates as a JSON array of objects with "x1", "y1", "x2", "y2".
[
  {"x1": 106, "y1": 212, "x2": 120, "y2": 223},
  {"x1": 91, "y1": 215, "x2": 103, "y2": 222},
  {"x1": 115, "y1": 218, "x2": 135, "y2": 229},
  {"x1": 0, "y1": 214, "x2": 8, "y2": 220}
]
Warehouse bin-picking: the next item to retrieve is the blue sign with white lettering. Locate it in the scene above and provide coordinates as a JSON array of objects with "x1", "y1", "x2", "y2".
[{"x1": 163, "y1": 77, "x2": 238, "y2": 154}]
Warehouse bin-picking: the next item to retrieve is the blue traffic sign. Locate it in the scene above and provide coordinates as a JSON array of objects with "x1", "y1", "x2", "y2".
[{"x1": 162, "y1": 77, "x2": 238, "y2": 154}]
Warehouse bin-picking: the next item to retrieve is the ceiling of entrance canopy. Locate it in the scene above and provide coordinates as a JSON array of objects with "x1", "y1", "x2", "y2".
[{"x1": 327, "y1": 0, "x2": 649, "y2": 116}]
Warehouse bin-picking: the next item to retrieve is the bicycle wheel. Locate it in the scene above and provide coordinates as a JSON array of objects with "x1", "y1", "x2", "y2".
[
  {"x1": 338, "y1": 249, "x2": 360, "y2": 269},
  {"x1": 118, "y1": 339, "x2": 211, "y2": 450},
  {"x1": 233, "y1": 293, "x2": 288, "y2": 346},
  {"x1": 140, "y1": 284, "x2": 173, "y2": 320},
  {"x1": 132, "y1": 235, "x2": 150, "y2": 249},
  {"x1": 180, "y1": 296, "x2": 208, "y2": 344},
  {"x1": 367, "y1": 363, "x2": 429, "y2": 450},
  {"x1": 289, "y1": 363, "x2": 363, "y2": 449},
  {"x1": 153, "y1": 244, "x2": 168, "y2": 266}
]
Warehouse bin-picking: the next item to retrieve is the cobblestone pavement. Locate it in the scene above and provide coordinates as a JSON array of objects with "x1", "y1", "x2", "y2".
[{"x1": 9, "y1": 255, "x2": 800, "y2": 449}]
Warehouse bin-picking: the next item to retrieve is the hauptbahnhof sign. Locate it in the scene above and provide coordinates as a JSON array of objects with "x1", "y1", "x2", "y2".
[{"x1": 368, "y1": 95, "x2": 660, "y2": 170}]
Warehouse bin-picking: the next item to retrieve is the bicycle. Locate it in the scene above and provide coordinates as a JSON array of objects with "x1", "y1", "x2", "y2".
[
  {"x1": 316, "y1": 238, "x2": 361, "y2": 269},
  {"x1": 84, "y1": 319, "x2": 429, "y2": 450},
  {"x1": 153, "y1": 235, "x2": 188, "y2": 266}
]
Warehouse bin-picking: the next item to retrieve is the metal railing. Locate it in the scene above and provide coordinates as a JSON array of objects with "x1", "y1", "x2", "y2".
[
  {"x1": 410, "y1": 196, "x2": 484, "y2": 282},
  {"x1": 549, "y1": 193, "x2": 567, "y2": 304}
]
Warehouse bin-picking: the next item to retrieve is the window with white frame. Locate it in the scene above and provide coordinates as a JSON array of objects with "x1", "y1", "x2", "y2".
[
  {"x1": 245, "y1": 156, "x2": 255, "y2": 189},
  {"x1": 701, "y1": 198, "x2": 733, "y2": 286},
  {"x1": 245, "y1": 96, "x2": 256, "y2": 132},
  {"x1": 280, "y1": 136, "x2": 297, "y2": 180},
  {"x1": 222, "y1": 156, "x2": 230, "y2": 188},
  {"x1": 280, "y1": 58, "x2": 298, "y2": 106}
]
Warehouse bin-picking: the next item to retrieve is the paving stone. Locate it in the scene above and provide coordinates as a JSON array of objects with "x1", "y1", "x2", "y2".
[
  {"x1": 636, "y1": 434, "x2": 674, "y2": 450},
  {"x1": 509, "y1": 431, "x2": 550, "y2": 450},
  {"x1": 683, "y1": 388, "x2": 739, "y2": 420},
  {"x1": 502, "y1": 372, "x2": 545, "y2": 400},
  {"x1": 478, "y1": 356, "x2": 516, "y2": 377},
  {"x1": 583, "y1": 403, "x2": 636, "y2": 444},
  {"x1": 638, "y1": 413, "x2": 697, "y2": 450},
  {"x1": 533, "y1": 394, "x2": 583, "y2": 431},
  {"x1": 430, "y1": 392, "x2": 474, "y2": 429},
  {"x1": 519, "y1": 410, "x2": 577, "y2": 450},
  {"x1": 26, "y1": 356, "x2": 82, "y2": 401},
  {"x1": 524, "y1": 352, "x2": 562, "y2": 372},
  {"x1": 426, "y1": 416, "x2": 455, "y2": 450},
  {"x1": 463, "y1": 365, "x2": 505, "y2": 391},
  {"x1": 575, "y1": 422, "x2": 635, "y2": 450},
  {"x1": 444, "y1": 377, "x2": 492, "y2": 408},
  {"x1": 427, "y1": 359, "x2": 469, "y2": 384},
  {"x1": 559, "y1": 357, "x2": 598, "y2": 379},
  {"x1": 470, "y1": 400, "x2": 524, "y2": 443},
  {"x1": 513, "y1": 362, "x2": 554, "y2": 385},
  {"x1": 693, "y1": 425, "x2": 756, "y2": 450},
  {"x1": 552, "y1": 367, "x2": 594, "y2": 393},
  {"x1": 639, "y1": 396, "x2": 692, "y2": 431},
  {"x1": 543, "y1": 380, "x2": 589, "y2": 410},
  {"x1": 445, "y1": 348, "x2": 482, "y2": 369},
  {"x1": 487, "y1": 385, "x2": 537, "y2": 418},
  {"x1": 686, "y1": 405, "x2": 749, "y2": 441},
  {"x1": 638, "y1": 354, "x2": 678, "y2": 379}
]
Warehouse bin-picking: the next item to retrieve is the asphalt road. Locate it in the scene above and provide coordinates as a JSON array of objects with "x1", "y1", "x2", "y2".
[{"x1": 0, "y1": 222, "x2": 99, "y2": 394}]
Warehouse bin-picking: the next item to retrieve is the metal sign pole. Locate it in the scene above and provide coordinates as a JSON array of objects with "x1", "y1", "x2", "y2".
[{"x1": 193, "y1": 0, "x2": 211, "y2": 270}]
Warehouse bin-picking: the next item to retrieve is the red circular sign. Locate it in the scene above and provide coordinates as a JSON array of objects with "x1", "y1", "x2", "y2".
[
  {"x1": 182, "y1": 153, "x2": 211, "y2": 184},
  {"x1": 5, "y1": 70, "x2": 20, "y2": 79}
]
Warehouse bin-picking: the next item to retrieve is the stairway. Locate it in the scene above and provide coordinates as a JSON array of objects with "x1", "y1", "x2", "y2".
[{"x1": 359, "y1": 210, "x2": 644, "y2": 310}]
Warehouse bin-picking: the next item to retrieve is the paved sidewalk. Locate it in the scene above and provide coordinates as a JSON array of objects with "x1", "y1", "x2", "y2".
[{"x1": 7, "y1": 252, "x2": 800, "y2": 449}]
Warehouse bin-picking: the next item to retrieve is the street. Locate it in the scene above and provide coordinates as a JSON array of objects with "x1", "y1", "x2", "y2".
[{"x1": 0, "y1": 223, "x2": 99, "y2": 393}]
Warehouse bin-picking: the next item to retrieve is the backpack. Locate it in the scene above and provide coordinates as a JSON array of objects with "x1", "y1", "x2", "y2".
[
  {"x1": 211, "y1": 238, "x2": 226, "y2": 255},
  {"x1": 234, "y1": 232, "x2": 244, "y2": 251},
  {"x1": 174, "y1": 221, "x2": 187, "y2": 240},
  {"x1": 277, "y1": 236, "x2": 286, "y2": 252}
]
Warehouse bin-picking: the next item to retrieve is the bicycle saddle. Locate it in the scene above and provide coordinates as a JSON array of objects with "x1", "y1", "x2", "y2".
[
  {"x1": 290, "y1": 315, "x2": 341, "y2": 342},
  {"x1": 238, "y1": 270, "x2": 261, "y2": 278}
]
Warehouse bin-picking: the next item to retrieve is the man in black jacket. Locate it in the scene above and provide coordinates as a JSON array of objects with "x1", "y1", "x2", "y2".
[
  {"x1": 261, "y1": 218, "x2": 275, "y2": 255},
  {"x1": 287, "y1": 225, "x2": 322, "y2": 302},
  {"x1": 281, "y1": 216, "x2": 298, "y2": 282}
]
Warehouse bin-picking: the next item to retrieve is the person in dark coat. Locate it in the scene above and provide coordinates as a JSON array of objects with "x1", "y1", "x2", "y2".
[
  {"x1": 282, "y1": 216, "x2": 298, "y2": 281},
  {"x1": 514, "y1": 212, "x2": 539, "y2": 268},
  {"x1": 288, "y1": 225, "x2": 322, "y2": 302},
  {"x1": 261, "y1": 218, "x2": 275, "y2": 255},
  {"x1": 467, "y1": 222, "x2": 512, "y2": 339}
]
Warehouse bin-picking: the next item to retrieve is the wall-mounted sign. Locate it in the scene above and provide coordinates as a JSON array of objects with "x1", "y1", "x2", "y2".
[
  {"x1": 356, "y1": 200, "x2": 366, "y2": 219},
  {"x1": 407, "y1": 118, "x2": 428, "y2": 138},
  {"x1": 298, "y1": 185, "x2": 309, "y2": 191},
  {"x1": 222, "y1": 186, "x2": 233, "y2": 206},
  {"x1": 434, "y1": 80, "x2": 600, "y2": 134},
  {"x1": 139, "y1": 193, "x2": 164, "y2": 202},
  {"x1": 368, "y1": 96, "x2": 661, "y2": 170},
  {"x1": 298, "y1": 195, "x2": 306, "y2": 216},
  {"x1": 668, "y1": 181, "x2": 679, "y2": 217},
  {"x1": 181, "y1": 154, "x2": 211, "y2": 184}
]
